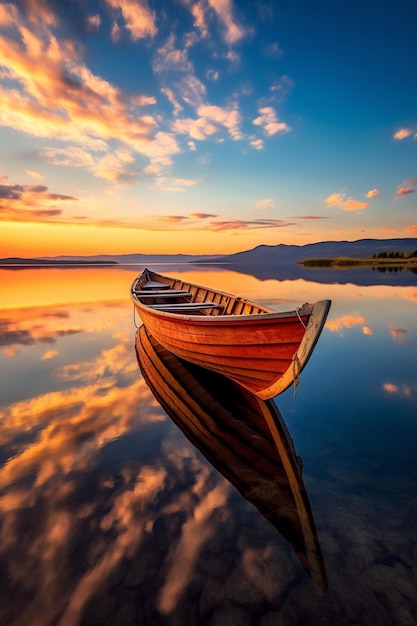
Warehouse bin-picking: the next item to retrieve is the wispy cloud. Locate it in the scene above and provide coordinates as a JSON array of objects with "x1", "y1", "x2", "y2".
[
  {"x1": 255, "y1": 198, "x2": 275, "y2": 209},
  {"x1": 208, "y1": 0, "x2": 247, "y2": 45},
  {"x1": 396, "y1": 178, "x2": 416, "y2": 197},
  {"x1": 189, "y1": 212, "x2": 218, "y2": 219},
  {"x1": 139, "y1": 215, "x2": 294, "y2": 232},
  {"x1": 365, "y1": 188, "x2": 379, "y2": 199},
  {"x1": 292, "y1": 215, "x2": 330, "y2": 220},
  {"x1": 103, "y1": 0, "x2": 157, "y2": 41},
  {"x1": 205, "y1": 218, "x2": 294, "y2": 232}
]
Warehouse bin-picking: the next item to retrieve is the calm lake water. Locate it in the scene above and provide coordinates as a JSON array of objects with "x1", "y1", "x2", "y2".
[{"x1": 1, "y1": 264, "x2": 417, "y2": 626}]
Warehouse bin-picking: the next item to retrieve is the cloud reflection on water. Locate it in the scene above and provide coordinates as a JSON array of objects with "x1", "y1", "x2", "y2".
[{"x1": 0, "y1": 267, "x2": 417, "y2": 625}]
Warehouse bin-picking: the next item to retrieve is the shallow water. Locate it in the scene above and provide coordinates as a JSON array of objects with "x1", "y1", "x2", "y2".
[{"x1": 0, "y1": 265, "x2": 416, "y2": 625}]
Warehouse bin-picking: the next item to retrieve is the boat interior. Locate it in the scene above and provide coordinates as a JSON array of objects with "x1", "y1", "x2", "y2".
[{"x1": 132, "y1": 269, "x2": 271, "y2": 316}]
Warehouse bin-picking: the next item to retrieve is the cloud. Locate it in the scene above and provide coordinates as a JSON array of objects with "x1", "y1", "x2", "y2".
[
  {"x1": 197, "y1": 104, "x2": 243, "y2": 140},
  {"x1": 255, "y1": 198, "x2": 274, "y2": 209},
  {"x1": 189, "y1": 213, "x2": 218, "y2": 219},
  {"x1": 292, "y1": 215, "x2": 330, "y2": 220},
  {"x1": 0, "y1": 5, "x2": 164, "y2": 183},
  {"x1": 325, "y1": 193, "x2": 344, "y2": 206},
  {"x1": 172, "y1": 104, "x2": 243, "y2": 143},
  {"x1": 393, "y1": 128, "x2": 412, "y2": 140},
  {"x1": 388, "y1": 326, "x2": 409, "y2": 345},
  {"x1": 270, "y1": 75, "x2": 294, "y2": 101},
  {"x1": 206, "y1": 69, "x2": 219, "y2": 81},
  {"x1": 248, "y1": 136, "x2": 263, "y2": 150},
  {"x1": 152, "y1": 34, "x2": 193, "y2": 74},
  {"x1": 208, "y1": 0, "x2": 246, "y2": 45},
  {"x1": 326, "y1": 315, "x2": 367, "y2": 334},
  {"x1": 396, "y1": 178, "x2": 416, "y2": 196},
  {"x1": 342, "y1": 198, "x2": 369, "y2": 211},
  {"x1": 252, "y1": 107, "x2": 290, "y2": 136},
  {"x1": 406, "y1": 225, "x2": 417, "y2": 234},
  {"x1": 103, "y1": 0, "x2": 157, "y2": 40},
  {"x1": 325, "y1": 192, "x2": 369, "y2": 211},
  {"x1": 383, "y1": 381, "x2": 416, "y2": 398},
  {"x1": 365, "y1": 188, "x2": 379, "y2": 199},
  {"x1": 41, "y1": 350, "x2": 59, "y2": 360},
  {"x1": 263, "y1": 42, "x2": 283, "y2": 59},
  {"x1": 206, "y1": 218, "x2": 294, "y2": 232},
  {"x1": 0, "y1": 180, "x2": 75, "y2": 222},
  {"x1": 138, "y1": 215, "x2": 294, "y2": 232},
  {"x1": 396, "y1": 186, "x2": 415, "y2": 195},
  {"x1": 154, "y1": 177, "x2": 202, "y2": 192},
  {"x1": 42, "y1": 146, "x2": 138, "y2": 183}
]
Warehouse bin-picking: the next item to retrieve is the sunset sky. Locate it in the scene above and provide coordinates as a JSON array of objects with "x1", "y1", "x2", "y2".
[{"x1": 0, "y1": 0, "x2": 416, "y2": 257}]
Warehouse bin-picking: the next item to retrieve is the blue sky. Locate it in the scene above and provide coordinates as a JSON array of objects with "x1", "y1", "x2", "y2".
[{"x1": 0, "y1": 0, "x2": 416, "y2": 256}]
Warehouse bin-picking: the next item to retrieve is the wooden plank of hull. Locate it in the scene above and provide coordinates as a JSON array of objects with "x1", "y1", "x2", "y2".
[{"x1": 135, "y1": 325, "x2": 327, "y2": 589}]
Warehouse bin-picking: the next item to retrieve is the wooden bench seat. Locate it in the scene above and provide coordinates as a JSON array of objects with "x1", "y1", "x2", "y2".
[
  {"x1": 150, "y1": 302, "x2": 223, "y2": 312},
  {"x1": 141, "y1": 280, "x2": 170, "y2": 290},
  {"x1": 134, "y1": 289, "x2": 190, "y2": 297}
]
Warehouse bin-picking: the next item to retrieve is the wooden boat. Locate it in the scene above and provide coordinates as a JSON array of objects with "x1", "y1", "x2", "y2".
[
  {"x1": 131, "y1": 268, "x2": 331, "y2": 399},
  {"x1": 136, "y1": 325, "x2": 327, "y2": 589}
]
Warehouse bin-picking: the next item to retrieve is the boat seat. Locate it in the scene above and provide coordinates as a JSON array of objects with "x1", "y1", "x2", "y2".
[
  {"x1": 141, "y1": 280, "x2": 170, "y2": 290},
  {"x1": 150, "y1": 302, "x2": 223, "y2": 312},
  {"x1": 134, "y1": 289, "x2": 190, "y2": 297}
]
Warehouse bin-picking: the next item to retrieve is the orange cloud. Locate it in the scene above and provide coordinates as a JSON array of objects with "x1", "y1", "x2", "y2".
[
  {"x1": 189, "y1": 212, "x2": 218, "y2": 219},
  {"x1": 41, "y1": 350, "x2": 58, "y2": 360},
  {"x1": 393, "y1": 128, "x2": 412, "y2": 140},
  {"x1": 342, "y1": 198, "x2": 369, "y2": 211},
  {"x1": 365, "y1": 189, "x2": 379, "y2": 199},
  {"x1": 104, "y1": 0, "x2": 157, "y2": 40},
  {"x1": 383, "y1": 382, "x2": 415, "y2": 398},
  {"x1": 208, "y1": 0, "x2": 246, "y2": 45},
  {"x1": 362, "y1": 326, "x2": 373, "y2": 335},
  {"x1": 0, "y1": 5, "x2": 164, "y2": 183},
  {"x1": 325, "y1": 192, "x2": 369, "y2": 211},
  {"x1": 388, "y1": 326, "x2": 409, "y2": 345},
  {"x1": 396, "y1": 186, "x2": 415, "y2": 196},
  {"x1": 325, "y1": 192, "x2": 344, "y2": 206},
  {"x1": 326, "y1": 315, "x2": 367, "y2": 333},
  {"x1": 396, "y1": 177, "x2": 417, "y2": 197},
  {"x1": 0, "y1": 180, "x2": 75, "y2": 222}
]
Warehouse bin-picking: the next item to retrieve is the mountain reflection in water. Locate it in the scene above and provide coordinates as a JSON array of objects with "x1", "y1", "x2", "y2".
[{"x1": 135, "y1": 324, "x2": 327, "y2": 593}]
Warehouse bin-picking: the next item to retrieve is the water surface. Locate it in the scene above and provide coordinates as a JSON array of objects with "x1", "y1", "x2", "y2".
[{"x1": 0, "y1": 265, "x2": 416, "y2": 625}]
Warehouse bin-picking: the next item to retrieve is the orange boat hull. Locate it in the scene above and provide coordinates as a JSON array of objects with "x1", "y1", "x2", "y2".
[{"x1": 131, "y1": 269, "x2": 331, "y2": 399}]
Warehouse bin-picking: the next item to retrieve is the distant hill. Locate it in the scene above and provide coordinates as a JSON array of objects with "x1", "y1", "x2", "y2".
[
  {"x1": 209, "y1": 238, "x2": 417, "y2": 265},
  {"x1": 2, "y1": 238, "x2": 417, "y2": 267},
  {"x1": 0, "y1": 257, "x2": 117, "y2": 266}
]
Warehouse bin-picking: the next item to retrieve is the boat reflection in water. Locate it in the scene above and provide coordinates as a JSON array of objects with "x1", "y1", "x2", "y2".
[{"x1": 136, "y1": 325, "x2": 327, "y2": 590}]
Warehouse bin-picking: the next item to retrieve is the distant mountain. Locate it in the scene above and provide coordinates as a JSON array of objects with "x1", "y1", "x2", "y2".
[
  {"x1": 209, "y1": 238, "x2": 417, "y2": 265},
  {"x1": 0, "y1": 257, "x2": 117, "y2": 266},
  {"x1": 2, "y1": 238, "x2": 417, "y2": 267},
  {"x1": 42, "y1": 253, "x2": 214, "y2": 263}
]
